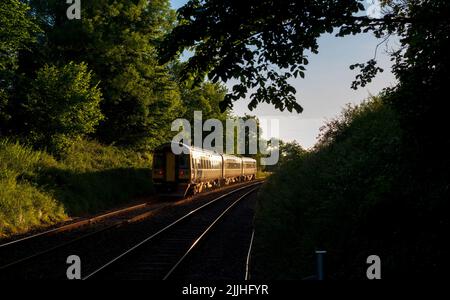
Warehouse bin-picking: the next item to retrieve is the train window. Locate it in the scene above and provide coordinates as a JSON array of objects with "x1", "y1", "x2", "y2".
[
  {"x1": 153, "y1": 152, "x2": 164, "y2": 169},
  {"x1": 179, "y1": 155, "x2": 189, "y2": 168}
]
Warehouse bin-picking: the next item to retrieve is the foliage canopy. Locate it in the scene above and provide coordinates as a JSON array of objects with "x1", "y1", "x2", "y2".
[
  {"x1": 161, "y1": 0, "x2": 449, "y2": 120},
  {"x1": 24, "y1": 62, "x2": 103, "y2": 153}
]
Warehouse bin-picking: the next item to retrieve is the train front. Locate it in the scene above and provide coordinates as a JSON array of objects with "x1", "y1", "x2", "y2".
[{"x1": 152, "y1": 143, "x2": 192, "y2": 197}]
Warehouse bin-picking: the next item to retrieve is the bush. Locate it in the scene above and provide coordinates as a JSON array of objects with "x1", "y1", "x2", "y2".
[
  {"x1": 253, "y1": 96, "x2": 442, "y2": 279},
  {"x1": 24, "y1": 62, "x2": 103, "y2": 153},
  {"x1": 0, "y1": 139, "x2": 65, "y2": 237},
  {"x1": 0, "y1": 89, "x2": 9, "y2": 129},
  {"x1": 47, "y1": 139, "x2": 154, "y2": 214},
  {"x1": 0, "y1": 138, "x2": 153, "y2": 238}
]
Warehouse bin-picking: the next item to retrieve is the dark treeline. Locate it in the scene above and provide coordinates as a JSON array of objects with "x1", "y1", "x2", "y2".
[{"x1": 252, "y1": 1, "x2": 448, "y2": 278}]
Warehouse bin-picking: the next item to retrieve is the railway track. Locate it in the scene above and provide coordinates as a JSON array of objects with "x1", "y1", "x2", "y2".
[
  {"x1": 0, "y1": 201, "x2": 152, "y2": 248},
  {"x1": 0, "y1": 201, "x2": 168, "y2": 273},
  {"x1": 0, "y1": 181, "x2": 262, "y2": 280},
  {"x1": 83, "y1": 182, "x2": 260, "y2": 280},
  {"x1": 245, "y1": 229, "x2": 256, "y2": 280}
]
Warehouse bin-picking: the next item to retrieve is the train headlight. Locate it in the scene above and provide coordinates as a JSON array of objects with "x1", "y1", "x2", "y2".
[
  {"x1": 178, "y1": 169, "x2": 189, "y2": 179},
  {"x1": 154, "y1": 169, "x2": 164, "y2": 177}
]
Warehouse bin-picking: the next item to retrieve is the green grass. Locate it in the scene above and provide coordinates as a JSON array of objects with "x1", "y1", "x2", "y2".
[
  {"x1": 253, "y1": 96, "x2": 447, "y2": 279},
  {"x1": 0, "y1": 139, "x2": 153, "y2": 238},
  {"x1": 256, "y1": 170, "x2": 272, "y2": 180}
]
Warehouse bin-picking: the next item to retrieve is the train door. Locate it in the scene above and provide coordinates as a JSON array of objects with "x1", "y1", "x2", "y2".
[{"x1": 166, "y1": 152, "x2": 176, "y2": 182}]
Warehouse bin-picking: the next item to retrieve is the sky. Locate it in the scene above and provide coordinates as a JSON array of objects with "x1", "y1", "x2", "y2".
[{"x1": 170, "y1": 0, "x2": 398, "y2": 149}]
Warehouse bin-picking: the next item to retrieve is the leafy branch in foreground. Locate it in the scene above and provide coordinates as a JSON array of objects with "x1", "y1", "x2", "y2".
[{"x1": 160, "y1": 0, "x2": 413, "y2": 112}]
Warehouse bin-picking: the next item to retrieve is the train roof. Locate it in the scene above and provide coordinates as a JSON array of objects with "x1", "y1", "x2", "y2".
[
  {"x1": 222, "y1": 153, "x2": 241, "y2": 161},
  {"x1": 241, "y1": 157, "x2": 257, "y2": 163},
  {"x1": 155, "y1": 142, "x2": 220, "y2": 156},
  {"x1": 154, "y1": 143, "x2": 256, "y2": 162}
]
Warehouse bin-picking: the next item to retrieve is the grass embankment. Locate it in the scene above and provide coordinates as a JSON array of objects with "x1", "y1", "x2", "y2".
[
  {"x1": 0, "y1": 139, "x2": 153, "y2": 238},
  {"x1": 256, "y1": 171, "x2": 272, "y2": 180},
  {"x1": 253, "y1": 97, "x2": 447, "y2": 279}
]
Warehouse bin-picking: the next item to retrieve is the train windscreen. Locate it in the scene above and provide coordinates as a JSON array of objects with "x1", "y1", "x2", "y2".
[
  {"x1": 153, "y1": 152, "x2": 164, "y2": 169},
  {"x1": 179, "y1": 154, "x2": 189, "y2": 169}
]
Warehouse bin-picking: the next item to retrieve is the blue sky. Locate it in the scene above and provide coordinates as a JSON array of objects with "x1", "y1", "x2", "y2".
[{"x1": 169, "y1": 0, "x2": 398, "y2": 148}]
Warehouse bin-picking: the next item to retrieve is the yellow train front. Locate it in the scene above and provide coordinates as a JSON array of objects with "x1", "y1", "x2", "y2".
[{"x1": 152, "y1": 143, "x2": 257, "y2": 197}]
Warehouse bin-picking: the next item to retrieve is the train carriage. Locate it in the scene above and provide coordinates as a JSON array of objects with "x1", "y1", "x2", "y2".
[
  {"x1": 152, "y1": 142, "x2": 257, "y2": 197},
  {"x1": 152, "y1": 143, "x2": 192, "y2": 196},
  {"x1": 190, "y1": 146, "x2": 223, "y2": 193},
  {"x1": 242, "y1": 157, "x2": 257, "y2": 181},
  {"x1": 222, "y1": 154, "x2": 243, "y2": 184}
]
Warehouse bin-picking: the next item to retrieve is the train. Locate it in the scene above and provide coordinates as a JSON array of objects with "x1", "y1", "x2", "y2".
[{"x1": 152, "y1": 142, "x2": 257, "y2": 196}]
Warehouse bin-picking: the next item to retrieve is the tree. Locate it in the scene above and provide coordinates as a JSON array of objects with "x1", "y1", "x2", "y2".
[
  {"x1": 160, "y1": 0, "x2": 376, "y2": 112},
  {"x1": 160, "y1": 0, "x2": 448, "y2": 117},
  {"x1": 24, "y1": 62, "x2": 103, "y2": 153},
  {"x1": 180, "y1": 82, "x2": 229, "y2": 121},
  {"x1": 279, "y1": 140, "x2": 305, "y2": 162},
  {"x1": 382, "y1": 1, "x2": 450, "y2": 149},
  {"x1": 0, "y1": 0, "x2": 39, "y2": 133},
  {"x1": 0, "y1": 0, "x2": 38, "y2": 74},
  {"x1": 22, "y1": 0, "x2": 183, "y2": 147}
]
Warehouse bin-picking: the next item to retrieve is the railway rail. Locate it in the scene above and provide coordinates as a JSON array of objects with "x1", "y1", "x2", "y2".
[
  {"x1": 245, "y1": 229, "x2": 256, "y2": 280},
  {"x1": 83, "y1": 182, "x2": 261, "y2": 280},
  {"x1": 0, "y1": 181, "x2": 262, "y2": 279},
  {"x1": 0, "y1": 201, "x2": 166, "y2": 272},
  {"x1": 0, "y1": 204, "x2": 152, "y2": 248}
]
